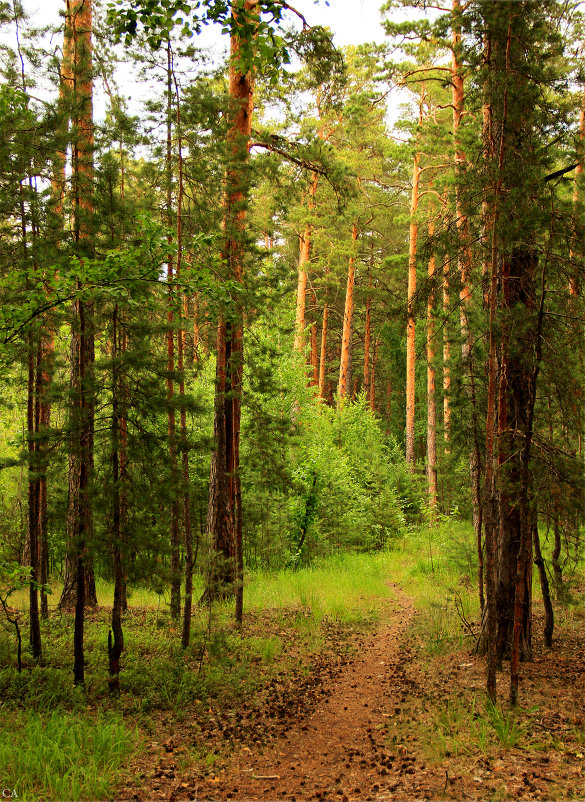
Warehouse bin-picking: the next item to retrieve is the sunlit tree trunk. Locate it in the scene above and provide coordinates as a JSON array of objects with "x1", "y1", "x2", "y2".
[
  {"x1": 452, "y1": 0, "x2": 482, "y2": 547},
  {"x1": 294, "y1": 173, "x2": 318, "y2": 353},
  {"x1": 442, "y1": 254, "x2": 451, "y2": 450},
  {"x1": 406, "y1": 145, "x2": 421, "y2": 469},
  {"x1": 309, "y1": 291, "x2": 319, "y2": 387},
  {"x1": 364, "y1": 238, "x2": 373, "y2": 403},
  {"x1": 338, "y1": 222, "x2": 359, "y2": 404},
  {"x1": 207, "y1": 1, "x2": 257, "y2": 622},
  {"x1": 55, "y1": 0, "x2": 97, "y2": 685},
  {"x1": 427, "y1": 216, "x2": 438, "y2": 515},
  {"x1": 370, "y1": 336, "x2": 379, "y2": 414},
  {"x1": 318, "y1": 305, "x2": 328, "y2": 400}
]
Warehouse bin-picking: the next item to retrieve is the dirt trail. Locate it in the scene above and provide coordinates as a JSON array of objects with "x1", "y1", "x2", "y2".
[{"x1": 186, "y1": 586, "x2": 434, "y2": 801}]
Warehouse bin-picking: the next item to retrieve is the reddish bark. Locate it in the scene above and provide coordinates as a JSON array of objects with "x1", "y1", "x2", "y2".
[
  {"x1": 426, "y1": 216, "x2": 438, "y2": 514},
  {"x1": 318, "y1": 306, "x2": 328, "y2": 401},
  {"x1": 406, "y1": 145, "x2": 421, "y2": 469},
  {"x1": 294, "y1": 173, "x2": 318, "y2": 353},
  {"x1": 442, "y1": 254, "x2": 451, "y2": 450},
  {"x1": 207, "y1": 1, "x2": 256, "y2": 618},
  {"x1": 338, "y1": 223, "x2": 359, "y2": 404}
]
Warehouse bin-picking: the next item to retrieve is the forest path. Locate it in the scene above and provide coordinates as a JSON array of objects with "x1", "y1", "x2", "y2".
[{"x1": 185, "y1": 585, "x2": 436, "y2": 801}]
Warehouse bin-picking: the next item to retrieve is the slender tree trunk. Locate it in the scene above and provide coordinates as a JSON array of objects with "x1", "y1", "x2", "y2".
[
  {"x1": 370, "y1": 336, "x2": 378, "y2": 414},
  {"x1": 364, "y1": 239, "x2": 373, "y2": 403},
  {"x1": 173, "y1": 85, "x2": 194, "y2": 646},
  {"x1": 19, "y1": 181, "x2": 42, "y2": 661},
  {"x1": 166, "y1": 40, "x2": 181, "y2": 621},
  {"x1": 442, "y1": 254, "x2": 451, "y2": 449},
  {"x1": 552, "y1": 520, "x2": 563, "y2": 596},
  {"x1": 533, "y1": 521, "x2": 553, "y2": 648},
  {"x1": 318, "y1": 305, "x2": 328, "y2": 400},
  {"x1": 309, "y1": 291, "x2": 319, "y2": 387},
  {"x1": 294, "y1": 173, "x2": 318, "y2": 353},
  {"x1": 406, "y1": 144, "x2": 421, "y2": 469},
  {"x1": 452, "y1": 0, "x2": 482, "y2": 553},
  {"x1": 109, "y1": 305, "x2": 124, "y2": 694},
  {"x1": 426, "y1": 217, "x2": 438, "y2": 515},
  {"x1": 569, "y1": 89, "x2": 584, "y2": 297},
  {"x1": 338, "y1": 222, "x2": 359, "y2": 404}
]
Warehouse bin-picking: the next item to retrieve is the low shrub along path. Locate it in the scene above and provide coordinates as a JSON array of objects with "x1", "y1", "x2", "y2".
[{"x1": 182, "y1": 586, "x2": 419, "y2": 800}]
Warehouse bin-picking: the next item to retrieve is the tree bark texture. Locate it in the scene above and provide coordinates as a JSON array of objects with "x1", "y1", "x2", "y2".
[
  {"x1": 60, "y1": 0, "x2": 98, "y2": 621},
  {"x1": 206, "y1": 0, "x2": 256, "y2": 609},
  {"x1": 406, "y1": 148, "x2": 420, "y2": 469},
  {"x1": 338, "y1": 222, "x2": 359, "y2": 404},
  {"x1": 426, "y1": 217, "x2": 438, "y2": 514}
]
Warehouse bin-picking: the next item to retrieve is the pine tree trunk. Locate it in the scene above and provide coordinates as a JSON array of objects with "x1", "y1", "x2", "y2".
[
  {"x1": 174, "y1": 93, "x2": 194, "y2": 645},
  {"x1": 318, "y1": 305, "x2": 328, "y2": 401},
  {"x1": 370, "y1": 336, "x2": 378, "y2": 414},
  {"x1": 60, "y1": 0, "x2": 97, "y2": 623},
  {"x1": 426, "y1": 217, "x2": 438, "y2": 515},
  {"x1": 166, "y1": 40, "x2": 181, "y2": 621},
  {"x1": 533, "y1": 521, "x2": 553, "y2": 648},
  {"x1": 569, "y1": 89, "x2": 584, "y2": 296},
  {"x1": 442, "y1": 254, "x2": 451, "y2": 449},
  {"x1": 364, "y1": 239, "x2": 373, "y2": 403},
  {"x1": 206, "y1": 0, "x2": 256, "y2": 611},
  {"x1": 452, "y1": 0, "x2": 482, "y2": 555},
  {"x1": 310, "y1": 291, "x2": 319, "y2": 388},
  {"x1": 109, "y1": 305, "x2": 124, "y2": 694},
  {"x1": 20, "y1": 184, "x2": 42, "y2": 661},
  {"x1": 338, "y1": 222, "x2": 359, "y2": 403},
  {"x1": 294, "y1": 173, "x2": 318, "y2": 353},
  {"x1": 406, "y1": 147, "x2": 420, "y2": 469}
]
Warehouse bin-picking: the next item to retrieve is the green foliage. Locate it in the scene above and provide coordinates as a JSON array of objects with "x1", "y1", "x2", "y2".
[
  {"x1": 485, "y1": 700, "x2": 526, "y2": 749},
  {"x1": 242, "y1": 326, "x2": 423, "y2": 567},
  {"x1": 0, "y1": 710, "x2": 135, "y2": 801}
]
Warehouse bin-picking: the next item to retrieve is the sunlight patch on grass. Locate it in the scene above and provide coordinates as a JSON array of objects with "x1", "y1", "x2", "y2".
[{"x1": 244, "y1": 551, "x2": 395, "y2": 622}]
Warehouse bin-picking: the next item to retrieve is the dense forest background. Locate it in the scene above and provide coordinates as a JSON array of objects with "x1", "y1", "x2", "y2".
[{"x1": 2, "y1": 0, "x2": 585, "y2": 797}]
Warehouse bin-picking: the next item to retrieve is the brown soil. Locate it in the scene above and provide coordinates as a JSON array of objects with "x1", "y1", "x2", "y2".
[{"x1": 119, "y1": 587, "x2": 585, "y2": 801}]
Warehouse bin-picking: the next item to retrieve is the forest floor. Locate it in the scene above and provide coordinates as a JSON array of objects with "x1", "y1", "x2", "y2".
[{"x1": 117, "y1": 583, "x2": 585, "y2": 802}]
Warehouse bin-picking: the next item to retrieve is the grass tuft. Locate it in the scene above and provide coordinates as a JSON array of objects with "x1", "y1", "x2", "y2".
[{"x1": 0, "y1": 710, "x2": 135, "y2": 801}]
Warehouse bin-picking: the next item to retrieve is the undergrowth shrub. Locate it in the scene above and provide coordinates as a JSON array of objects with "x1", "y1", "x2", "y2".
[{"x1": 242, "y1": 335, "x2": 423, "y2": 568}]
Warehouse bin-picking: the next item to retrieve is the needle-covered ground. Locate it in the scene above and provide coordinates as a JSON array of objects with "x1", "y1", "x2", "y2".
[{"x1": 118, "y1": 582, "x2": 585, "y2": 801}]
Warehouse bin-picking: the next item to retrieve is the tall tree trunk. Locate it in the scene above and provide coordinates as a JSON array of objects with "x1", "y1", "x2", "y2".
[
  {"x1": 166, "y1": 40, "x2": 181, "y2": 621},
  {"x1": 60, "y1": 0, "x2": 97, "y2": 651},
  {"x1": 19, "y1": 181, "x2": 42, "y2": 661},
  {"x1": 109, "y1": 305, "x2": 124, "y2": 693},
  {"x1": 569, "y1": 88, "x2": 584, "y2": 297},
  {"x1": 370, "y1": 336, "x2": 378, "y2": 413},
  {"x1": 452, "y1": 0, "x2": 482, "y2": 553},
  {"x1": 173, "y1": 81, "x2": 194, "y2": 647},
  {"x1": 338, "y1": 222, "x2": 359, "y2": 404},
  {"x1": 294, "y1": 173, "x2": 318, "y2": 353},
  {"x1": 426, "y1": 216, "x2": 438, "y2": 515},
  {"x1": 206, "y1": 0, "x2": 256, "y2": 615},
  {"x1": 309, "y1": 291, "x2": 319, "y2": 387},
  {"x1": 406, "y1": 143, "x2": 421, "y2": 469},
  {"x1": 364, "y1": 238, "x2": 373, "y2": 403},
  {"x1": 318, "y1": 305, "x2": 328, "y2": 401},
  {"x1": 442, "y1": 254, "x2": 451, "y2": 449}
]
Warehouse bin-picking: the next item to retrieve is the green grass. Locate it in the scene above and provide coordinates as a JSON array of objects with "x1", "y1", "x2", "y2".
[
  {"x1": 383, "y1": 519, "x2": 481, "y2": 654},
  {"x1": 244, "y1": 551, "x2": 396, "y2": 622},
  {"x1": 0, "y1": 710, "x2": 135, "y2": 801}
]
